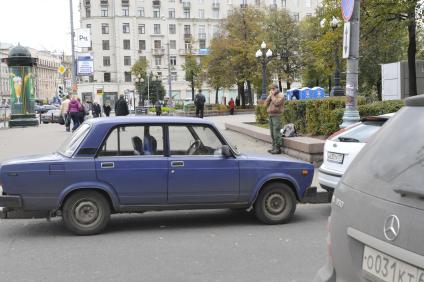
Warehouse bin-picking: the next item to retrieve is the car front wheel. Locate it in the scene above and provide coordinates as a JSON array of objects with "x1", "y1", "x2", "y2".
[
  {"x1": 62, "y1": 191, "x2": 111, "y2": 235},
  {"x1": 254, "y1": 183, "x2": 296, "y2": 224}
]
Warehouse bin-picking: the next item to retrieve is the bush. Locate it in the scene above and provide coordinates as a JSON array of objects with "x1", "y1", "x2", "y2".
[
  {"x1": 255, "y1": 97, "x2": 404, "y2": 136},
  {"x1": 149, "y1": 107, "x2": 172, "y2": 113}
]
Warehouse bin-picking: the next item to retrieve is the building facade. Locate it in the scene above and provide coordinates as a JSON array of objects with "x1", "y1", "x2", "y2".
[
  {"x1": 0, "y1": 49, "x2": 10, "y2": 105},
  {"x1": 78, "y1": 0, "x2": 321, "y2": 106}
]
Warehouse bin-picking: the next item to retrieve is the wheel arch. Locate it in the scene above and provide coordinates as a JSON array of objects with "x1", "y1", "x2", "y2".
[{"x1": 251, "y1": 177, "x2": 300, "y2": 205}]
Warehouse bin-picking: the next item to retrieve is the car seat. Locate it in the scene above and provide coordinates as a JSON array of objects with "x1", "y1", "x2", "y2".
[
  {"x1": 131, "y1": 136, "x2": 144, "y2": 155},
  {"x1": 144, "y1": 135, "x2": 157, "y2": 155}
]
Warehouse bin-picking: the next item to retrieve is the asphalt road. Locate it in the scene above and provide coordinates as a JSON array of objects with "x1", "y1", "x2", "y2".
[{"x1": 0, "y1": 117, "x2": 329, "y2": 282}]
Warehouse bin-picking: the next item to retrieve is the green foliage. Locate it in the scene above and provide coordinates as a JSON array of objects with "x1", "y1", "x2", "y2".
[
  {"x1": 255, "y1": 97, "x2": 404, "y2": 136},
  {"x1": 138, "y1": 73, "x2": 166, "y2": 103},
  {"x1": 149, "y1": 107, "x2": 172, "y2": 113},
  {"x1": 131, "y1": 57, "x2": 148, "y2": 78}
]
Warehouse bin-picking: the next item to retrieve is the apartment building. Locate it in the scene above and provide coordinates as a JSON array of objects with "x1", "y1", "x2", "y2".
[{"x1": 78, "y1": 0, "x2": 321, "y2": 106}]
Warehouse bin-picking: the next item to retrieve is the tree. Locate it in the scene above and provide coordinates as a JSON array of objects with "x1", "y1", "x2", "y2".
[
  {"x1": 131, "y1": 57, "x2": 148, "y2": 79},
  {"x1": 139, "y1": 72, "x2": 165, "y2": 104},
  {"x1": 205, "y1": 35, "x2": 234, "y2": 104},
  {"x1": 265, "y1": 9, "x2": 301, "y2": 90},
  {"x1": 182, "y1": 42, "x2": 203, "y2": 100}
]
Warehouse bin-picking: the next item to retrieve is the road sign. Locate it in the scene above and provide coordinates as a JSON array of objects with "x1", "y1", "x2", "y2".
[
  {"x1": 58, "y1": 65, "x2": 66, "y2": 74},
  {"x1": 343, "y1": 22, "x2": 351, "y2": 59},
  {"x1": 341, "y1": 0, "x2": 354, "y2": 22}
]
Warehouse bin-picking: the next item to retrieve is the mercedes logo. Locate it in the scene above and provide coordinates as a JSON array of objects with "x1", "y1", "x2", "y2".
[{"x1": 384, "y1": 215, "x2": 400, "y2": 241}]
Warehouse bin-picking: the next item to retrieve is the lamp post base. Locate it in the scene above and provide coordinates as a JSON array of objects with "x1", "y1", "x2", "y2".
[
  {"x1": 331, "y1": 86, "x2": 345, "y2": 96},
  {"x1": 340, "y1": 108, "x2": 360, "y2": 128}
]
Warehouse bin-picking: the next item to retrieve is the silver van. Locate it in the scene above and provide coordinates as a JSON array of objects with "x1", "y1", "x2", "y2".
[{"x1": 314, "y1": 95, "x2": 424, "y2": 282}]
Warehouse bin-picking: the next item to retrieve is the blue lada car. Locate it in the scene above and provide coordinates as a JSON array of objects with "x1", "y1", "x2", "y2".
[{"x1": 0, "y1": 117, "x2": 314, "y2": 235}]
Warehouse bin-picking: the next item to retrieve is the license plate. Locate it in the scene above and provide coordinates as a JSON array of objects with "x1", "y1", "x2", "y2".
[
  {"x1": 363, "y1": 246, "x2": 424, "y2": 282},
  {"x1": 327, "y1": 152, "x2": 344, "y2": 164}
]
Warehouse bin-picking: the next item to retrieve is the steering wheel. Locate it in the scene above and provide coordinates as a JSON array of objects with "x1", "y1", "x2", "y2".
[{"x1": 187, "y1": 140, "x2": 201, "y2": 155}]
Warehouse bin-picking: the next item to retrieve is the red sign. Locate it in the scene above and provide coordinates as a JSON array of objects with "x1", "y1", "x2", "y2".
[{"x1": 341, "y1": 0, "x2": 354, "y2": 22}]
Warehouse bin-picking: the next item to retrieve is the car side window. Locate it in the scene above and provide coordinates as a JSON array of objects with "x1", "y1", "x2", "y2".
[
  {"x1": 169, "y1": 125, "x2": 223, "y2": 156},
  {"x1": 98, "y1": 125, "x2": 164, "y2": 157}
]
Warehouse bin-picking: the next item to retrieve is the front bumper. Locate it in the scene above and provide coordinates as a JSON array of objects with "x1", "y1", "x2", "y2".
[{"x1": 0, "y1": 195, "x2": 22, "y2": 208}]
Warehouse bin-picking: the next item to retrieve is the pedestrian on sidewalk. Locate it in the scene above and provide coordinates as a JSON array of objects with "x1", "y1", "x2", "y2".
[
  {"x1": 77, "y1": 97, "x2": 86, "y2": 124},
  {"x1": 228, "y1": 98, "x2": 235, "y2": 115},
  {"x1": 68, "y1": 97, "x2": 82, "y2": 132},
  {"x1": 155, "y1": 100, "x2": 162, "y2": 116},
  {"x1": 92, "y1": 102, "x2": 102, "y2": 118},
  {"x1": 103, "y1": 102, "x2": 111, "y2": 117},
  {"x1": 194, "y1": 90, "x2": 205, "y2": 118},
  {"x1": 264, "y1": 84, "x2": 284, "y2": 154},
  {"x1": 60, "y1": 95, "x2": 71, "y2": 132},
  {"x1": 115, "y1": 95, "x2": 129, "y2": 116}
]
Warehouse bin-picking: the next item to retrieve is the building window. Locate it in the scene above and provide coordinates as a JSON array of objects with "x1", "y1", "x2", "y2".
[
  {"x1": 153, "y1": 9, "x2": 160, "y2": 18},
  {"x1": 101, "y1": 7, "x2": 108, "y2": 17},
  {"x1": 102, "y1": 23, "x2": 109, "y2": 34},
  {"x1": 213, "y1": 9, "x2": 219, "y2": 19},
  {"x1": 184, "y1": 10, "x2": 190, "y2": 18},
  {"x1": 86, "y1": 24, "x2": 91, "y2": 29},
  {"x1": 293, "y1": 12, "x2": 299, "y2": 22},
  {"x1": 137, "y1": 7, "x2": 145, "y2": 17},
  {"x1": 138, "y1": 24, "x2": 145, "y2": 34},
  {"x1": 104, "y1": 73, "x2": 111, "y2": 82},
  {"x1": 169, "y1": 24, "x2": 176, "y2": 34},
  {"x1": 123, "y1": 23, "x2": 130, "y2": 33},
  {"x1": 169, "y1": 8, "x2": 175, "y2": 18},
  {"x1": 155, "y1": 56, "x2": 162, "y2": 66},
  {"x1": 124, "y1": 72, "x2": 132, "y2": 82},
  {"x1": 170, "y1": 40, "x2": 176, "y2": 49},
  {"x1": 154, "y1": 24, "x2": 161, "y2": 35},
  {"x1": 184, "y1": 25, "x2": 191, "y2": 35},
  {"x1": 154, "y1": 40, "x2": 162, "y2": 49},
  {"x1": 124, "y1": 56, "x2": 132, "y2": 66},
  {"x1": 281, "y1": 0, "x2": 286, "y2": 7},
  {"x1": 305, "y1": 0, "x2": 311, "y2": 8},
  {"x1": 199, "y1": 39, "x2": 206, "y2": 49},
  {"x1": 102, "y1": 40, "x2": 110, "y2": 50},
  {"x1": 171, "y1": 71, "x2": 177, "y2": 81},
  {"x1": 103, "y1": 56, "x2": 111, "y2": 67},
  {"x1": 123, "y1": 39, "x2": 131, "y2": 50},
  {"x1": 86, "y1": 8, "x2": 91, "y2": 17},
  {"x1": 122, "y1": 8, "x2": 129, "y2": 16},
  {"x1": 198, "y1": 9, "x2": 205, "y2": 19},
  {"x1": 170, "y1": 56, "x2": 176, "y2": 66},
  {"x1": 139, "y1": 40, "x2": 146, "y2": 50}
]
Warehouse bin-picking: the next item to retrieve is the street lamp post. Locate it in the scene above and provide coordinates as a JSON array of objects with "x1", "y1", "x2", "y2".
[
  {"x1": 256, "y1": 41, "x2": 273, "y2": 100},
  {"x1": 152, "y1": 75, "x2": 159, "y2": 102},
  {"x1": 329, "y1": 17, "x2": 344, "y2": 97},
  {"x1": 135, "y1": 74, "x2": 144, "y2": 107}
]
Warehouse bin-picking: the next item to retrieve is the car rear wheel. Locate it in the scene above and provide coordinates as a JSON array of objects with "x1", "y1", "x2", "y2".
[
  {"x1": 62, "y1": 191, "x2": 110, "y2": 235},
  {"x1": 254, "y1": 183, "x2": 296, "y2": 224}
]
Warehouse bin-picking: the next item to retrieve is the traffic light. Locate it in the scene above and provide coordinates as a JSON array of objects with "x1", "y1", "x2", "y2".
[{"x1": 58, "y1": 86, "x2": 64, "y2": 98}]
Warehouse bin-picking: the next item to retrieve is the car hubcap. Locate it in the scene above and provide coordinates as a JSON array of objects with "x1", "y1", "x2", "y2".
[
  {"x1": 265, "y1": 193, "x2": 286, "y2": 215},
  {"x1": 74, "y1": 200, "x2": 99, "y2": 225}
]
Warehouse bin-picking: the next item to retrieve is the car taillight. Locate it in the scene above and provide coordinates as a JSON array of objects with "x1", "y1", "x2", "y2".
[
  {"x1": 326, "y1": 216, "x2": 334, "y2": 265},
  {"x1": 328, "y1": 123, "x2": 360, "y2": 140}
]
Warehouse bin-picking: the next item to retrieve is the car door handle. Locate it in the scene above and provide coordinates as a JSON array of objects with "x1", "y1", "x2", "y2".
[
  {"x1": 101, "y1": 162, "x2": 115, "y2": 169},
  {"x1": 171, "y1": 161, "x2": 184, "y2": 167}
]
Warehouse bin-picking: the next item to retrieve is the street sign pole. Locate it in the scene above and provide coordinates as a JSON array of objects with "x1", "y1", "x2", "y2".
[{"x1": 340, "y1": 0, "x2": 361, "y2": 128}]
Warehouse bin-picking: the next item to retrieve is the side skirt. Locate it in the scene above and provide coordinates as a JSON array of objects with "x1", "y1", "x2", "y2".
[{"x1": 117, "y1": 202, "x2": 250, "y2": 213}]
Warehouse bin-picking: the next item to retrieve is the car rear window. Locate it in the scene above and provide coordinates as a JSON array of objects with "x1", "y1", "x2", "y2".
[{"x1": 331, "y1": 121, "x2": 385, "y2": 143}]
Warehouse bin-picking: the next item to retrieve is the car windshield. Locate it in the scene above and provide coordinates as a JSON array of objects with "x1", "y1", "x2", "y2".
[
  {"x1": 332, "y1": 121, "x2": 385, "y2": 143},
  {"x1": 57, "y1": 124, "x2": 91, "y2": 157}
]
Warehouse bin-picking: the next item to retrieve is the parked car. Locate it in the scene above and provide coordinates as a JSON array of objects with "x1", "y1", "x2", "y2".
[
  {"x1": 0, "y1": 117, "x2": 314, "y2": 235},
  {"x1": 41, "y1": 109, "x2": 64, "y2": 124},
  {"x1": 318, "y1": 113, "x2": 394, "y2": 195},
  {"x1": 35, "y1": 104, "x2": 58, "y2": 114},
  {"x1": 314, "y1": 95, "x2": 424, "y2": 282}
]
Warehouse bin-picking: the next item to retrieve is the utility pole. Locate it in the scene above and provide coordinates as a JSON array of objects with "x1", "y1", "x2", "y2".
[
  {"x1": 69, "y1": 0, "x2": 77, "y2": 94},
  {"x1": 340, "y1": 0, "x2": 361, "y2": 128}
]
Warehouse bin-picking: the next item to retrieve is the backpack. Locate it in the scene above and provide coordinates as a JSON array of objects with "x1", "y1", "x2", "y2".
[{"x1": 281, "y1": 123, "x2": 297, "y2": 137}]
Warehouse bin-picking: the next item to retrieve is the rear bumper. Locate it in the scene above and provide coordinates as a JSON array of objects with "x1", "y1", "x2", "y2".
[{"x1": 318, "y1": 167, "x2": 343, "y2": 190}]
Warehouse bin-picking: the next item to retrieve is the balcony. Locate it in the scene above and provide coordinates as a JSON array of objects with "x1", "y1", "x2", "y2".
[
  {"x1": 179, "y1": 48, "x2": 209, "y2": 56},
  {"x1": 212, "y1": 3, "x2": 220, "y2": 9},
  {"x1": 240, "y1": 3, "x2": 248, "y2": 8},
  {"x1": 100, "y1": 0, "x2": 108, "y2": 5},
  {"x1": 182, "y1": 2, "x2": 191, "y2": 9},
  {"x1": 184, "y1": 33, "x2": 192, "y2": 40},
  {"x1": 152, "y1": 48, "x2": 165, "y2": 56},
  {"x1": 121, "y1": 0, "x2": 129, "y2": 7},
  {"x1": 152, "y1": 0, "x2": 160, "y2": 7},
  {"x1": 198, "y1": 33, "x2": 206, "y2": 40},
  {"x1": 84, "y1": 0, "x2": 90, "y2": 7}
]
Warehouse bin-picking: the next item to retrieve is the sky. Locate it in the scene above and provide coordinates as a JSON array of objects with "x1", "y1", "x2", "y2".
[{"x1": 0, "y1": 0, "x2": 80, "y2": 54}]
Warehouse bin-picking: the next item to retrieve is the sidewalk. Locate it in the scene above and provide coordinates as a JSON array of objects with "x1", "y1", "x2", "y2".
[{"x1": 206, "y1": 114, "x2": 328, "y2": 198}]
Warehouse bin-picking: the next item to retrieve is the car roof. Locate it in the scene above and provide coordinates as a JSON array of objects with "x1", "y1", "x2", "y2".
[{"x1": 86, "y1": 116, "x2": 215, "y2": 126}]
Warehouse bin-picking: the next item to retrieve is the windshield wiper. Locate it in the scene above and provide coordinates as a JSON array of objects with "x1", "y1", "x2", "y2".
[
  {"x1": 394, "y1": 187, "x2": 424, "y2": 200},
  {"x1": 338, "y1": 137, "x2": 360, "y2": 142}
]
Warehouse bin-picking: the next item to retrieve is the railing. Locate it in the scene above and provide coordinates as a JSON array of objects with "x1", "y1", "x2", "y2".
[
  {"x1": 151, "y1": 48, "x2": 165, "y2": 56},
  {"x1": 122, "y1": 0, "x2": 129, "y2": 7},
  {"x1": 152, "y1": 0, "x2": 161, "y2": 7},
  {"x1": 182, "y1": 2, "x2": 191, "y2": 9},
  {"x1": 212, "y1": 3, "x2": 220, "y2": 9},
  {"x1": 184, "y1": 33, "x2": 192, "y2": 39},
  {"x1": 100, "y1": 0, "x2": 108, "y2": 5}
]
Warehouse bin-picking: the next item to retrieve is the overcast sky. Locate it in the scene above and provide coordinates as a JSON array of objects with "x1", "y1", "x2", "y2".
[{"x1": 0, "y1": 0, "x2": 80, "y2": 54}]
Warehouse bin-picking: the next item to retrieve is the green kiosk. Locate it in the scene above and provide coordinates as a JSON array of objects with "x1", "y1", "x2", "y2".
[{"x1": 4, "y1": 45, "x2": 39, "y2": 127}]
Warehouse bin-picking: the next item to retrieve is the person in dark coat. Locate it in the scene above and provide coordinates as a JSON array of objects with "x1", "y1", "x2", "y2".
[
  {"x1": 115, "y1": 95, "x2": 129, "y2": 116},
  {"x1": 155, "y1": 100, "x2": 162, "y2": 116},
  {"x1": 103, "y1": 103, "x2": 111, "y2": 117},
  {"x1": 92, "y1": 102, "x2": 102, "y2": 118},
  {"x1": 194, "y1": 90, "x2": 206, "y2": 118},
  {"x1": 77, "y1": 97, "x2": 86, "y2": 124}
]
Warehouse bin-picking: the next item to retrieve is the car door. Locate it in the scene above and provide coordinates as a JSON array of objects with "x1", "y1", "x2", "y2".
[
  {"x1": 167, "y1": 124, "x2": 239, "y2": 204},
  {"x1": 95, "y1": 124, "x2": 168, "y2": 205}
]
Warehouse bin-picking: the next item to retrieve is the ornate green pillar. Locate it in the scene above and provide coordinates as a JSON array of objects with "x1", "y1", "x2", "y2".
[{"x1": 4, "y1": 45, "x2": 39, "y2": 127}]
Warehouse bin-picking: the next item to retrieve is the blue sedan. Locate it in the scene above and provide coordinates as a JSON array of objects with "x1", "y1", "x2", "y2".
[{"x1": 0, "y1": 117, "x2": 314, "y2": 235}]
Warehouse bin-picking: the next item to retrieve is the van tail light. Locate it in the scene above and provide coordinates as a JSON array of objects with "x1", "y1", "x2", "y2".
[
  {"x1": 327, "y1": 216, "x2": 334, "y2": 265},
  {"x1": 328, "y1": 123, "x2": 360, "y2": 140}
]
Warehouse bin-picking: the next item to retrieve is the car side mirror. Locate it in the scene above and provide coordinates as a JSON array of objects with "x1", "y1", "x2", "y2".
[{"x1": 221, "y1": 145, "x2": 233, "y2": 158}]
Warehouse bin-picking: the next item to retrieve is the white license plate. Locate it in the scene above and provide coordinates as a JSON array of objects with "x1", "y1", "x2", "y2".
[
  {"x1": 363, "y1": 246, "x2": 424, "y2": 282},
  {"x1": 327, "y1": 152, "x2": 344, "y2": 164}
]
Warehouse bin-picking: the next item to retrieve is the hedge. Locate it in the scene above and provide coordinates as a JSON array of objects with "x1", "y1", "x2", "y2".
[{"x1": 256, "y1": 97, "x2": 404, "y2": 136}]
